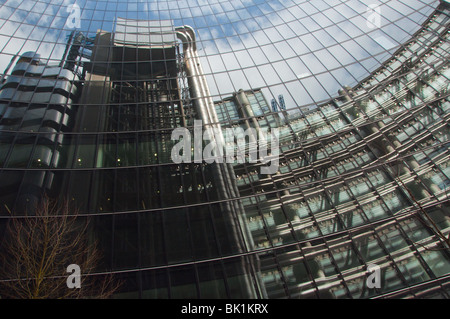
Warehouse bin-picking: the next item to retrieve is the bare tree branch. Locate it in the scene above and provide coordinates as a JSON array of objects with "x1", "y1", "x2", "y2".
[{"x1": 0, "y1": 196, "x2": 121, "y2": 299}]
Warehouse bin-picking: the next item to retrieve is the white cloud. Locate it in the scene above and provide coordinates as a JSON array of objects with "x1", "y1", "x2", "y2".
[{"x1": 0, "y1": 0, "x2": 441, "y2": 111}]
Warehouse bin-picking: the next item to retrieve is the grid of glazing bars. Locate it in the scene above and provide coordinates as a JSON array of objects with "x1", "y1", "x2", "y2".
[{"x1": 0, "y1": 0, "x2": 449, "y2": 299}]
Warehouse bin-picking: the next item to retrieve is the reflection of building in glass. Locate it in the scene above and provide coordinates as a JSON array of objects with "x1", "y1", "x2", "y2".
[
  {"x1": 0, "y1": 18, "x2": 262, "y2": 299},
  {"x1": 0, "y1": 1, "x2": 449, "y2": 299},
  {"x1": 0, "y1": 51, "x2": 81, "y2": 210},
  {"x1": 217, "y1": 3, "x2": 450, "y2": 298},
  {"x1": 215, "y1": 88, "x2": 280, "y2": 130}
]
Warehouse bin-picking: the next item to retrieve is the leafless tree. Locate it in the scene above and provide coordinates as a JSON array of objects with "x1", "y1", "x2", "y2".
[{"x1": 0, "y1": 196, "x2": 121, "y2": 299}]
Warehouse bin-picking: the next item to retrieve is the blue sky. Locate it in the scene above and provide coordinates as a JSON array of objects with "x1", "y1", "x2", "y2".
[{"x1": 0, "y1": 0, "x2": 441, "y2": 110}]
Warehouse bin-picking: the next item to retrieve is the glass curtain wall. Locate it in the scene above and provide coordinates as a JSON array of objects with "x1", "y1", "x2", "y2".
[{"x1": 0, "y1": 0, "x2": 449, "y2": 299}]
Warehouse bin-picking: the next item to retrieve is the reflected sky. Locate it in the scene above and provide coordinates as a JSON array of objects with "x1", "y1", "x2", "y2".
[{"x1": 0, "y1": 0, "x2": 441, "y2": 110}]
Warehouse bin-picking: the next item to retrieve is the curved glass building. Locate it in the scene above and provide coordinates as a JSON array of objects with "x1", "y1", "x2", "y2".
[{"x1": 0, "y1": 0, "x2": 449, "y2": 299}]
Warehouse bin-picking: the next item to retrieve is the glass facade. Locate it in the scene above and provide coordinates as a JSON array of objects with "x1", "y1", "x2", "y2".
[{"x1": 0, "y1": 0, "x2": 449, "y2": 299}]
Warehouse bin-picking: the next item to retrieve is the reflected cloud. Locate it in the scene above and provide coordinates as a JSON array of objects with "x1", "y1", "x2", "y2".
[{"x1": 0, "y1": 0, "x2": 441, "y2": 111}]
